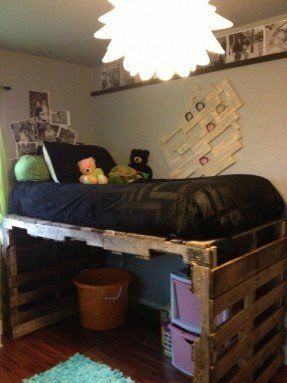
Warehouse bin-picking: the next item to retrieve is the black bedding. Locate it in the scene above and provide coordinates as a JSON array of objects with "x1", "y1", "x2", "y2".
[{"x1": 9, "y1": 175, "x2": 284, "y2": 240}]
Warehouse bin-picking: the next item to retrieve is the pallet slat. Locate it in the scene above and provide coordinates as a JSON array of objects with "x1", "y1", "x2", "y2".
[
  {"x1": 11, "y1": 294, "x2": 76, "y2": 326},
  {"x1": 8, "y1": 255, "x2": 96, "y2": 288},
  {"x1": 211, "y1": 237, "x2": 287, "y2": 298},
  {"x1": 10, "y1": 279, "x2": 73, "y2": 308},
  {"x1": 12, "y1": 304, "x2": 78, "y2": 338},
  {"x1": 2, "y1": 228, "x2": 104, "y2": 339},
  {"x1": 213, "y1": 258, "x2": 287, "y2": 315},
  {"x1": 254, "y1": 353, "x2": 283, "y2": 383},
  {"x1": 212, "y1": 335, "x2": 253, "y2": 381}
]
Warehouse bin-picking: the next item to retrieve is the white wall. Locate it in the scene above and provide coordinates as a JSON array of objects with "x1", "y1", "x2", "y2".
[
  {"x1": 93, "y1": 58, "x2": 287, "y2": 204},
  {"x1": 0, "y1": 48, "x2": 94, "y2": 162},
  {"x1": 92, "y1": 47, "x2": 287, "y2": 307}
]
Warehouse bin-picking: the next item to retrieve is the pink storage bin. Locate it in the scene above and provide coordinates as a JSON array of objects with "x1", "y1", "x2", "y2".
[
  {"x1": 171, "y1": 271, "x2": 228, "y2": 333},
  {"x1": 169, "y1": 324, "x2": 199, "y2": 376}
]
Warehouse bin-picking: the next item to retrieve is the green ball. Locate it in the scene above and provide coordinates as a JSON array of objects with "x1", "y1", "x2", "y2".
[{"x1": 14, "y1": 155, "x2": 50, "y2": 182}]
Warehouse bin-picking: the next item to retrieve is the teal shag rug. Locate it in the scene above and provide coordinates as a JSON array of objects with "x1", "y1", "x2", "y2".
[{"x1": 23, "y1": 353, "x2": 134, "y2": 383}]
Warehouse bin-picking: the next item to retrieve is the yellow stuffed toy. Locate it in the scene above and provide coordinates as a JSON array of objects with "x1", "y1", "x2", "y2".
[{"x1": 78, "y1": 157, "x2": 108, "y2": 185}]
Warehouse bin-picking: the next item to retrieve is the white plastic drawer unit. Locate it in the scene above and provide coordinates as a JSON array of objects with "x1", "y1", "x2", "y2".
[
  {"x1": 171, "y1": 268, "x2": 228, "y2": 334},
  {"x1": 169, "y1": 323, "x2": 199, "y2": 377}
]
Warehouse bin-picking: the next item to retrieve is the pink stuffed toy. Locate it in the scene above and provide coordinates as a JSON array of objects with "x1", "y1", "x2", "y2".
[{"x1": 78, "y1": 157, "x2": 108, "y2": 185}]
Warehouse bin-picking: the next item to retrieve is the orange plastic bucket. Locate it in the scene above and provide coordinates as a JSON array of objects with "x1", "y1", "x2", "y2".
[{"x1": 74, "y1": 268, "x2": 132, "y2": 330}]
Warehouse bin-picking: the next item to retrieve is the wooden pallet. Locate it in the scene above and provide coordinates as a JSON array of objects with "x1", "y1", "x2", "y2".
[
  {"x1": 1, "y1": 227, "x2": 104, "y2": 339},
  {"x1": 193, "y1": 220, "x2": 287, "y2": 383},
  {"x1": 1, "y1": 215, "x2": 287, "y2": 383}
]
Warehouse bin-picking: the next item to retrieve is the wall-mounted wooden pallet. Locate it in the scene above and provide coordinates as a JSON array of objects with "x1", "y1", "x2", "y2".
[{"x1": 1, "y1": 214, "x2": 287, "y2": 383}]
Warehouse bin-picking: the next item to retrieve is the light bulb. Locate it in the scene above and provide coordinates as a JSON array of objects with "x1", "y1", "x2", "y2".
[{"x1": 95, "y1": 0, "x2": 233, "y2": 81}]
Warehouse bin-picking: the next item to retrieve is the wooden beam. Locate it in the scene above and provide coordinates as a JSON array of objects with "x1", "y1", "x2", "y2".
[{"x1": 2, "y1": 214, "x2": 217, "y2": 266}]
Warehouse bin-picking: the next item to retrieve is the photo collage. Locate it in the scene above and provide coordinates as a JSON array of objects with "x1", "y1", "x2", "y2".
[
  {"x1": 212, "y1": 19, "x2": 287, "y2": 65},
  {"x1": 10, "y1": 90, "x2": 78, "y2": 159},
  {"x1": 100, "y1": 18, "x2": 287, "y2": 89}
]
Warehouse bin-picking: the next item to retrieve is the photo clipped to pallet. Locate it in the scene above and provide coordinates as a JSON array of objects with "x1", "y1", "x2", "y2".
[
  {"x1": 29, "y1": 90, "x2": 51, "y2": 123},
  {"x1": 265, "y1": 19, "x2": 287, "y2": 55}
]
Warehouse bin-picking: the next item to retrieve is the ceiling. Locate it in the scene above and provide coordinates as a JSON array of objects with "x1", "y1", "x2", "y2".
[{"x1": 0, "y1": 0, "x2": 286, "y2": 67}]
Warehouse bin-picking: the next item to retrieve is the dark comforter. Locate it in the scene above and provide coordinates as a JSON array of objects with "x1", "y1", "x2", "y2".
[{"x1": 9, "y1": 175, "x2": 284, "y2": 240}]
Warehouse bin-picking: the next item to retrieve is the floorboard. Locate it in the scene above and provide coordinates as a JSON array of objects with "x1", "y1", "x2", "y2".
[{"x1": 0, "y1": 314, "x2": 286, "y2": 382}]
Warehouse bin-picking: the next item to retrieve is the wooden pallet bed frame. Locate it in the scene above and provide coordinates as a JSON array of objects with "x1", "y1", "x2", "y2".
[{"x1": 1, "y1": 214, "x2": 287, "y2": 383}]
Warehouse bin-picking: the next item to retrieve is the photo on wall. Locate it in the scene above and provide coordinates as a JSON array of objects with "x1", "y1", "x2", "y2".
[
  {"x1": 226, "y1": 27, "x2": 264, "y2": 63},
  {"x1": 208, "y1": 36, "x2": 227, "y2": 67},
  {"x1": 265, "y1": 19, "x2": 287, "y2": 55},
  {"x1": 58, "y1": 126, "x2": 77, "y2": 144},
  {"x1": 50, "y1": 109, "x2": 70, "y2": 125},
  {"x1": 37, "y1": 122, "x2": 60, "y2": 143},
  {"x1": 29, "y1": 90, "x2": 51, "y2": 123},
  {"x1": 101, "y1": 62, "x2": 122, "y2": 90},
  {"x1": 10, "y1": 118, "x2": 38, "y2": 143},
  {"x1": 16, "y1": 142, "x2": 37, "y2": 158}
]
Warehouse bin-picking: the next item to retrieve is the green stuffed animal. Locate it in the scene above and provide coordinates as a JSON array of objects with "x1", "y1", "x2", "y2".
[{"x1": 108, "y1": 165, "x2": 141, "y2": 184}]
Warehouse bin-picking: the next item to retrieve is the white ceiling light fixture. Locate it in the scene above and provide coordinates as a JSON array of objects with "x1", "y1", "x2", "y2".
[{"x1": 94, "y1": 0, "x2": 233, "y2": 81}]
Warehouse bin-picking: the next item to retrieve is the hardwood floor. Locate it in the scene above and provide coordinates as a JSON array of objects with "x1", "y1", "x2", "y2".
[{"x1": 0, "y1": 314, "x2": 286, "y2": 382}]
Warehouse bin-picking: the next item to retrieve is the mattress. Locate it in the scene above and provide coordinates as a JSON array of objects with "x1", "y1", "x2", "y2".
[{"x1": 9, "y1": 175, "x2": 284, "y2": 240}]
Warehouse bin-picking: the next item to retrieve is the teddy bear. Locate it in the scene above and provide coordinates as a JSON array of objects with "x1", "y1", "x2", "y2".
[
  {"x1": 78, "y1": 157, "x2": 108, "y2": 185},
  {"x1": 128, "y1": 149, "x2": 153, "y2": 179}
]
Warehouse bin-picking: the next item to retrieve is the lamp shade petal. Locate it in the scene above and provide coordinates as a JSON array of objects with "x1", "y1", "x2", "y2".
[{"x1": 95, "y1": 0, "x2": 233, "y2": 81}]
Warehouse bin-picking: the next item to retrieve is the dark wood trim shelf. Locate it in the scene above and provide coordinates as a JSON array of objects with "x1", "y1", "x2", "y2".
[{"x1": 91, "y1": 52, "x2": 287, "y2": 97}]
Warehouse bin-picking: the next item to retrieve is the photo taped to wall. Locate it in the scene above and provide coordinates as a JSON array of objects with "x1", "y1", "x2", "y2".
[
  {"x1": 37, "y1": 122, "x2": 60, "y2": 143},
  {"x1": 16, "y1": 142, "x2": 37, "y2": 158},
  {"x1": 29, "y1": 90, "x2": 51, "y2": 123},
  {"x1": 101, "y1": 62, "x2": 122, "y2": 90},
  {"x1": 58, "y1": 126, "x2": 77, "y2": 144},
  {"x1": 50, "y1": 109, "x2": 70, "y2": 125},
  {"x1": 208, "y1": 36, "x2": 228, "y2": 67},
  {"x1": 224, "y1": 27, "x2": 264, "y2": 63},
  {"x1": 265, "y1": 19, "x2": 287, "y2": 55},
  {"x1": 10, "y1": 118, "x2": 38, "y2": 143}
]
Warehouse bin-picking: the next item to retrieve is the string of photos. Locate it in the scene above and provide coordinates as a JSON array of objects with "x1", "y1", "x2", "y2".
[
  {"x1": 158, "y1": 80, "x2": 243, "y2": 178},
  {"x1": 98, "y1": 18, "x2": 287, "y2": 92},
  {"x1": 9, "y1": 90, "x2": 81, "y2": 166}
]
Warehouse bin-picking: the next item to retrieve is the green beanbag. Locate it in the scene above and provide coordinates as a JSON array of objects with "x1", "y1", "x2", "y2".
[{"x1": 14, "y1": 155, "x2": 50, "y2": 182}]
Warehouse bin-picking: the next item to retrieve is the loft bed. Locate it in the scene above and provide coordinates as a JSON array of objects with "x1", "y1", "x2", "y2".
[
  {"x1": 1, "y1": 214, "x2": 287, "y2": 383},
  {"x1": 1, "y1": 171, "x2": 287, "y2": 383}
]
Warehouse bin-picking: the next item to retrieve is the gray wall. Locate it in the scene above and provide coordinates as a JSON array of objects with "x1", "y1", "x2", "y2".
[
  {"x1": 0, "y1": 48, "x2": 95, "y2": 163},
  {"x1": 106, "y1": 253, "x2": 185, "y2": 309},
  {"x1": 93, "y1": 56, "x2": 287, "y2": 307}
]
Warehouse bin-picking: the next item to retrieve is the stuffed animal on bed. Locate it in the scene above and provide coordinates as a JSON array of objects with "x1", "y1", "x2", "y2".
[
  {"x1": 129, "y1": 149, "x2": 153, "y2": 179},
  {"x1": 108, "y1": 165, "x2": 141, "y2": 184},
  {"x1": 78, "y1": 157, "x2": 108, "y2": 185}
]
